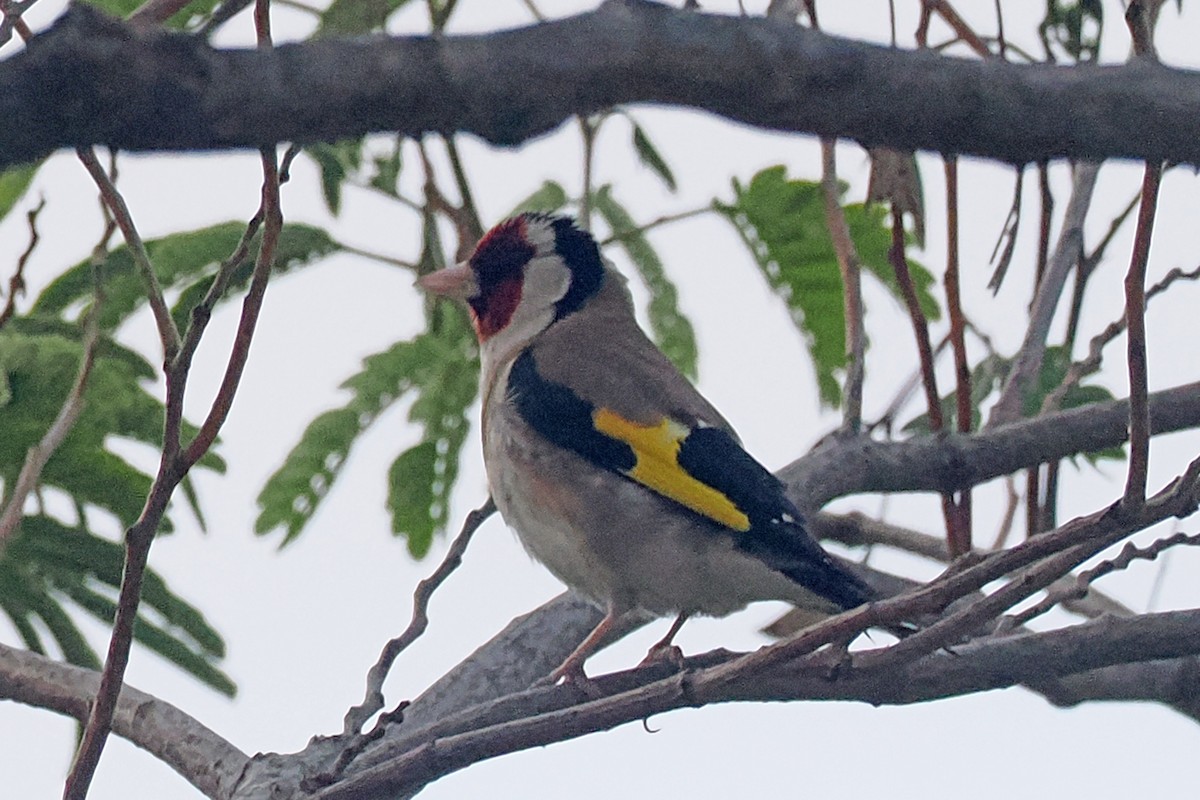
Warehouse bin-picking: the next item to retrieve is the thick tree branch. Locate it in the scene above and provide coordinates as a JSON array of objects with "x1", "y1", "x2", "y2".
[
  {"x1": 0, "y1": 642, "x2": 248, "y2": 800},
  {"x1": 5, "y1": 3, "x2": 1200, "y2": 168},
  {"x1": 786, "y1": 380, "x2": 1200, "y2": 508}
]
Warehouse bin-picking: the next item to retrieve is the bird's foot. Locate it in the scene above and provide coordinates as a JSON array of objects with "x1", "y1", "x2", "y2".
[
  {"x1": 638, "y1": 642, "x2": 685, "y2": 670},
  {"x1": 816, "y1": 640, "x2": 854, "y2": 681},
  {"x1": 534, "y1": 656, "x2": 602, "y2": 698}
]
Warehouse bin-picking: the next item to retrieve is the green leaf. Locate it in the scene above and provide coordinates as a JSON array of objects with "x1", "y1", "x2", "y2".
[
  {"x1": 718, "y1": 166, "x2": 938, "y2": 407},
  {"x1": 80, "y1": 0, "x2": 220, "y2": 29},
  {"x1": 508, "y1": 181, "x2": 569, "y2": 217},
  {"x1": 0, "y1": 517, "x2": 232, "y2": 693},
  {"x1": 387, "y1": 441, "x2": 439, "y2": 552},
  {"x1": 368, "y1": 138, "x2": 404, "y2": 198},
  {"x1": 0, "y1": 160, "x2": 41, "y2": 224},
  {"x1": 1039, "y1": 0, "x2": 1104, "y2": 63},
  {"x1": 717, "y1": 169, "x2": 846, "y2": 405},
  {"x1": 318, "y1": 0, "x2": 417, "y2": 35},
  {"x1": 256, "y1": 315, "x2": 478, "y2": 554},
  {"x1": 65, "y1": 585, "x2": 234, "y2": 697},
  {"x1": 305, "y1": 140, "x2": 364, "y2": 216},
  {"x1": 592, "y1": 185, "x2": 698, "y2": 379},
  {"x1": 0, "y1": 327, "x2": 224, "y2": 527},
  {"x1": 630, "y1": 120, "x2": 677, "y2": 192},
  {"x1": 169, "y1": 223, "x2": 341, "y2": 333},
  {"x1": 25, "y1": 588, "x2": 102, "y2": 670},
  {"x1": 387, "y1": 318, "x2": 478, "y2": 556},
  {"x1": 32, "y1": 222, "x2": 339, "y2": 335},
  {"x1": 904, "y1": 353, "x2": 1007, "y2": 434},
  {"x1": 0, "y1": 603, "x2": 44, "y2": 654}
]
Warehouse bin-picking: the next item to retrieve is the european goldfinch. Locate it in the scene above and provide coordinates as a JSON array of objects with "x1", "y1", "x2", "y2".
[{"x1": 420, "y1": 213, "x2": 874, "y2": 683}]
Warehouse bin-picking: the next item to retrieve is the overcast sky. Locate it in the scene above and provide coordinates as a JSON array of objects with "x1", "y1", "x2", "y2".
[{"x1": 4, "y1": 1, "x2": 1200, "y2": 798}]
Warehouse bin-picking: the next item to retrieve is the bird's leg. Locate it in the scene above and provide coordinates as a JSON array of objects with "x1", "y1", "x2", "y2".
[
  {"x1": 639, "y1": 612, "x2": 689, "y2": 668},
  {"x1": 541, "y1": 606, "x2": 620, "y2": 687}
]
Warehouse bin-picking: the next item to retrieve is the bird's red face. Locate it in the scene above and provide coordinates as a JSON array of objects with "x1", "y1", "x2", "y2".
[
  {"x1": 419, "y1": 214, "x2": 605, "y2": 346},
  {"x1": 465, "y1": 217, "x2": 537, "y2": 340}
]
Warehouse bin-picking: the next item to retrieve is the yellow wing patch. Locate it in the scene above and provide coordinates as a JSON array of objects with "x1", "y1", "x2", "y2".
[{"x1": 592, "y1": 408, "x2": 751, "y2": 531}]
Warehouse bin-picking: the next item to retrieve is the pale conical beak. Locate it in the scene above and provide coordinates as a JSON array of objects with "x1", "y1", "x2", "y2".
[{"x1": 417, "y1": 263, "x2": 478, "y2": 300}]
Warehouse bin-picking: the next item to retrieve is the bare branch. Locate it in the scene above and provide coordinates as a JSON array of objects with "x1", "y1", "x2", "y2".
[
  {"x1": 789, "y1": 380, "x2": 1200, "y2": 510},
  {"x1": 820, "y1": 139, "x2": 865, "y2": 433},
  {"x1": 0, "y1": 279, "x2": 101, "y2": 549},
  {"x1": 0, "y1": 0, "x2": 36, "y2": 45},
  {"x1": 76, "y1": 146, "x2": 181, "y2": 360},
  {"x1": 596, "y1": 206, "x2": 711, "y2": 246},
  {"x1": 1010, "y1": 530, "x2": 1200, "y2": 628},
  {"x1": 181, "y1": 147, "x2": 282, "y2": 468},
  {"x1": 1121, "y1": 162, "x2": 1163, "y2": 508},
  {"x1": 0, "y1": 196, "x2": 44, "y2": 330},
  {"x1": 341, "y1": 498, "x2": 496, "y2": 737},
  {"x1": 943, "y1": 156, "x2": 973, "y2": 551},
  {"x1": 0, "y1": 642, "x2": 248, "y2": 800},
  {"x1": 1045, "y1": 262, "x2": 1200, "y2": 414}
]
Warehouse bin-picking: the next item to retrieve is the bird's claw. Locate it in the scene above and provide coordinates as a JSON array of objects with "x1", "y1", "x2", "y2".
[{"x1": 639, "y1": 642, "x2": 685, "y2": 670}]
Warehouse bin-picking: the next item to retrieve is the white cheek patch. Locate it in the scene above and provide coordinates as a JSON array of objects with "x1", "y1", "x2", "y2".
[
  {"x1": 480, "y1": 255, "x2": 572, "y2": 369},
  {"x1": 522, "y1": 255, "x2": 572, "y2": 308}
]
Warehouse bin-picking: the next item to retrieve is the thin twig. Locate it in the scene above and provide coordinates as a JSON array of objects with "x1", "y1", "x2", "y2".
[
  {"x1": 578, "y1": 115, "x2": 598, "y2": 228},
  {"x1": 342, "y1": 498, "x2": 496, "y2": 736},
  {"x1": 443, "y1": 136, "x2": 482, "y2": 241},
  {"x1": 819, "y1": 140, "x2": 865, "y2": 433},
  {"x1": 990, "y1": 475, "x2": 1020, "y2": 550},
  {"x1": 417, "y1": 140, "x2": 476, "y2": 262},
  {"x1": 803, "y1": 7, "x2": 864, "y2": 433},
  {"x1": 0, "y1": 275, "x2": 102, "y2": 550},
  {"x1": 429, "y1": 0, "x2": 459, "y2": 32},
  {"x1": 1044, "y1": 263, "x2": 1200, "y2": 415},
  {"x1": 182, "y1": 149, "x2": 282, "y2": 468},
  {"x1": 520, "y1": 0, "x2": 546, "y2": 22},
  {"x1": 1065, "y1": 190, "x2": 1141, "y2": 347},
  {"x1": 176, "y1": 212, "x2": 263, "y2": 377},
  {"x1": 1007, "y1": 530, "x2": 1200, "y2": 629},
  {"x1": 596, "y1": 206, "x2": 711, "y2": 246},
  {"x1": 924, "y1": 0, "x2": 993, "y2": 57},
  {"x1": 76, "y1": 147, "x2": 181, "y2": 360},
  {"x1": 993, "y1": 0, "x2": 1007, "y2": 58},
  {"x1": 1035, "y1": 161, "x2": 1052, "y2": 287},
  {"x1": 887, "y1": 204, "x2": 962, "y2": 551},
  {"x1": 943, "y1": 156, "x2": 972, "y2": 554},
  {"x1": 1122, "y1": 162, "x2": 1163, "y2": 509},
  {"x1": 0, "y1": 0, "x2": 36, "y2": 45},
  {"x1": 985, "y1": 167, "x2": 1022, "y2": 293},
  {"x1": 339, "y1": 243, "x2": 419, "y2": 270},
  {"x1": 889, "y1": 206, "x2": 941, "y2": 430},
  {"x1": 1118, "y1": 0, "x2": 1164, "y2": 512},
  {"x1": 0, "y1": 197, "x2": 44, "y2": 331}
]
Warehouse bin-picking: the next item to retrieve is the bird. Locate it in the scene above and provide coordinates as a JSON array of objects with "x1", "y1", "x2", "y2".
[{"x1": 419, "y1": 212, "x2": 876, "y2": 684}]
